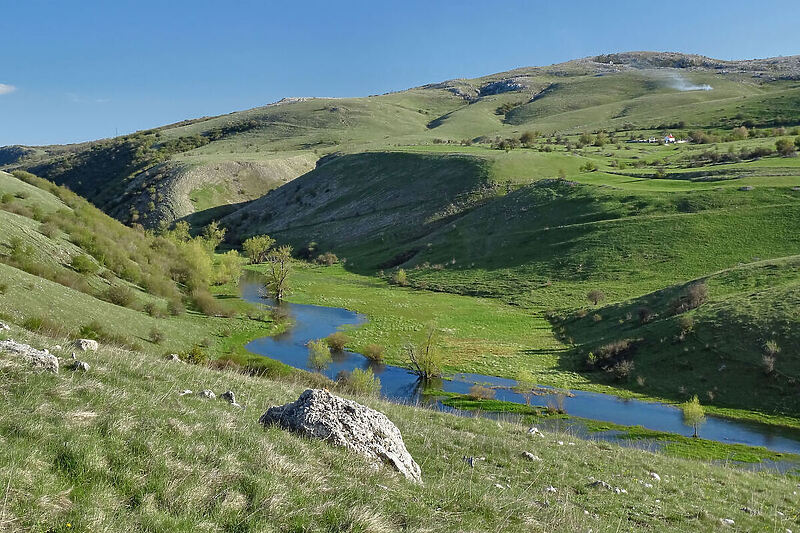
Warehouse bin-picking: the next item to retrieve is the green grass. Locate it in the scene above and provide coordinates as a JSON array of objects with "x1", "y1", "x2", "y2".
[{"x1": 1, "y1": 326, "x2": 799, "y2": 532}]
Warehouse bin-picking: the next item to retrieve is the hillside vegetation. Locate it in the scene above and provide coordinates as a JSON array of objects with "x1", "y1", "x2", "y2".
[{"x1": 1, "y1": 325, "x2": 798, "y2": 532}]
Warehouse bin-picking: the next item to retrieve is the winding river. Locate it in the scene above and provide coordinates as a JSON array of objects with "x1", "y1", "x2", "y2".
[{"x1": 240, "y1": 276, "x2": 800, "y2": 457}]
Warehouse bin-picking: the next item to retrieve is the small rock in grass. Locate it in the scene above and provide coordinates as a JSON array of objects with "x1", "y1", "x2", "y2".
[
  {"x1": 463, "y1": 456, "x2": 476, "y2": 468},
  {"x1": 71, "y1": 360, "x2": 90, "y2": 372},
  {"x1": 545, "y1": 486, "x2": 557, "y2": 493},
  {"x1": 557, "y1": 441, "x2": 564, "y2": 446},
  {"x1": 221, "y1": 390, "x2": 244, "y2": 409},
  {"x1": 741, "y1": 506, "x2": 757, "y2": 515},
  {"x1": 528, "y1": 427, "x2": 545, "y2": 437},
  {"x1": 494, "y1": 483, "x2": 505, "y2": 490},
  {"x1": 75, "y1": 339, "x2": 99, "y2": 352},
  {"x1": 198, "y1": 389, "x2": 216, "y2": 400},
  {"x1": 168, "y1": 353, "x2": 183, "y2": 363},
  {"x1": 649, "y1": 472, "x2": 661, "y2": 482},
  {"x1": 522, "y1": 451, "x2": 542, "y2": 462},
  {"x1": 179, "y1": 389, "x2": 193, "y2": 396},
  {"x1": 0, "y1": 322, "x2": 10, "y2": 331},
  {"x1": 721, "y1": 518, "x2": 735, "y2": 526},
  {"x1": 53, "y1": 345, "x2": 62, "y2": 351}
]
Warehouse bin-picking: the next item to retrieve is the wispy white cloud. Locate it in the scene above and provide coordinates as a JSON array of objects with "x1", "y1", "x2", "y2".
[
  {"x1": 0, "y1": 83, "x2": 16, "y2": 95},
  {"x1": 66, "y1": 92, "x2": 110, "y2": 104}
]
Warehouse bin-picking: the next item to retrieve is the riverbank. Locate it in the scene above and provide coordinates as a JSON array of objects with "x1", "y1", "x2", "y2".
[{"x1": 245, "y1": 263, "x2": 800, "y2": 432}]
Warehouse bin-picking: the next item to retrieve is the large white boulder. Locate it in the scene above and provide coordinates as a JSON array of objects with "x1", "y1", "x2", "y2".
[
  {"x1": 260, "y1": 389, "x2": 422, "y2": 483},
  {"x1": 0, "y1": 339, "x2": 59, "y2": 373},
  {"x1": 74, "y1": 339, "x2": 99, "y2": 351}
]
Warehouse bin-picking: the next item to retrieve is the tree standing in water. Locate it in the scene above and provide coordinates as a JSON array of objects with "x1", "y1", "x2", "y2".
[
  {"x1": 265, "y1": 245, "x2": 292, "y2": 302},
  {"x1": 682, "y1": 395, "x2": 706, "y2": 438}
]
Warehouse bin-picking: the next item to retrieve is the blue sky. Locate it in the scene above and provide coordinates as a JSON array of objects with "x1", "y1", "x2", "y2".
[{"x1": 1, "y1": 0, "x2": 798, "y2": 146}]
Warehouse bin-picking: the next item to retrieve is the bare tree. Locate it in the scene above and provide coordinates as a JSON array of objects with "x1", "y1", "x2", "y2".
[{"x1": 264, "y1": 245, "x2": 292, "y2": 302}]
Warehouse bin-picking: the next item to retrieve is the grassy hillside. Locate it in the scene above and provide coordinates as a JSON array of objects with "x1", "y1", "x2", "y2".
[
  {"x1": 552, "y1": 257, "x2": 800, "y2": 416},
  {"x1": 0, "y1": 170, "x2": 272, "y2": 359},
  {"x1": 1, "y1": 325, "x2": 798, "y2": 532},
  {"x1": 4, "y1": 51, "x2": 799, "y2": 228}
]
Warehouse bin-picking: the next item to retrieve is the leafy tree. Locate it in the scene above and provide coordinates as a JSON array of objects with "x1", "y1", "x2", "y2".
[
  {"x1": 308, "y1": 339, "x2": 332, "y2": 370},
  {"x1": 513, "y1": 369, "x2": 536, "y2": 405},
  {"x1": 682, "y1": 395, "x2": 706, "y2": 438},
  {"x1": 214, "y1": 250, "x2": 243, "y2": 285},
  {"x1": 337, "y1": 368, "x2": 381, "y2": 396},
  {"x1": 795, "y1": 136, "x2": 800, "y2": 150},
  {"x1": 242, "y1": 234, "x2": 276, "y2": 264},
  {"x1": 264, "y1": 245, "x2": 292, "y2": 301},
  {"x1": 593, "y1": 131, "x2": 609, "y2": 147},
  {"x1": 202, "y1": 221, "x2": 226, "y2": 251},
  {"x1": 776, "y1": 138, "x2": 796, "y2": 157},
  {"x1": 392, "y1": 268, "x2": 408, "y2": 286}
]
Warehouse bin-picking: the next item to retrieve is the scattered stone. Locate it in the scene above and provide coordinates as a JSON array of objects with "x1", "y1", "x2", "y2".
[
  {"x1": 738, "y1": 186, "x2": 754, "y2": 191},
  {"x1": 721, "y1": 518, "x2": 735, "y2": 526},
  {"x1": 53, "y1": 345, "x2": 62, "y2": 351},
  {"x1": 179, "y1": 389, "x2": 193, "y2": 396},
  {"x1": 221, "y1": 390, "x2": 244, "y2": 409},
  {"x1": 545, "y1": 486, "x2": 557, "y2": 493},
  {"x1": 168, "y1": 354, "x2": 183, "y2": 363},
  {"x1": 528, "y1": 427, "x2": 545, "y2": 437},
  {"x1": 557, "y1": 441, "x2": 564, "y2": 446},
  {"x1": 0, "y1": 321, "x2": 10, "y2": 331},
  {"x1": 589, "y1": 480, "x2": 627, "y2": 494},
  {"x1": 463, "y1": 456, "x2": 476, "y2": 468},
  {"x1": 718, "y1": 364, "x2": 726, "y2": 372},
  {"x1": 75, "y1": 339, "x2": 99, "y2": 352},
  {"x1": 0, "y1": 339, "x2": 59, "y2": 373},
  {"x1": 568, "y1": 442, "x2": 575, "y2": 446},
  {"x1": 649, "y1": 472, "x2": 661, "y2": 482},
  {"x1": 71, "y1": 360, "x2": 90, "y2": 372},
  {"x1": 741, "y1": 507, "x2": 758, "y2": 515},
  {"x1": 522, "y1": 451, "x2": 542, "y2": 462},
  {"x1": 260, "y1": 388, "x2": 422, "y2": 483},
  {"x1": 494, "y1": 483, "x2": 505, "y2": 490},
  {"x1": 198, "y1": 389, "x2": 216, "y2": 400}
]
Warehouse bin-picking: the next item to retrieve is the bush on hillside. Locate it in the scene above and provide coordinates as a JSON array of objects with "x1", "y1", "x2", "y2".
[
  {"x1": 587, "y1": 289, "x2": 605, "y2": 306},
  {"x1": 105, "y1": 285, "x2": 136, "y2": 308},
  {"x1": 315, "y1": 252, "x2": 339, "y2": 266},
  {"x1": 149, "y1": 327, "x2": 166, "y2": 345},
  {"x1": 392, "y1": 269, "x2": 408, "y2": 286},
  {"x1": 776, "y1": 138, "x2": 797, "y2": 157},
  {"x1": 70, "y1": 254, "x2": 98, "y2": 274},
  {"x1": 669, "y1": 282, "x2": 708, "y2": 315}
]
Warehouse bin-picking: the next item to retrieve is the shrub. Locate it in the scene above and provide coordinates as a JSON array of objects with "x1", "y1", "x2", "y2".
[
  {"x1": 0, "y1": 282, "x2": 7, "y2": 294},
  {"x1": 181, "y1": 345, "x2": 208, "y2": 365},
  {"x1": 191, "y1": 288, "x2": 234, "y2": 317},
  {"x1": 678, "y1": 315, "x2": 695, "y2": 333},
  {"x1": 105, "y1": 285, "x2": 136, "y2": 308},
  {"x1": 167, "y1": 298, "x2": 185, "y2": 316},
  {"x1": 392, "y1": 268, "x2": 408, "y2": 286},
  {"x1": 38, "y1": 221, "x2": 59, "y2": 239},
  {"x1": 143, "y1": 301, "x2": 165, "y2": 318},
  {"x1": 468, "y1": 385, "x2": 496, "y2": 400},
  {"x1": 271, "y1": 305, "x2": 291, "y2": 323},
  {"x1": 762, "y1": 354, "x2": 776, "y2": 376},
  {"x1": 637, "y1": 306, "x2": 654, "y2": 324},
  {"x1": 776, "y1": 138, "x2": 796, "y2": 157},
  {"x1": 70, "y1": 254, "x2": 98, "y2": 274},
  {"x1": 587, "y1": 289, "x2": 605, "y2": 306},
  {"x1": 592, "y1": 313, "x2": 602, "y2": 322},
  {"x1": 315, "y1": 252, "x2": 339, "y2": 266},
  {"x1": 214, "y1": 250, "x2": 242, "y2": 285},
  {"x1": 670, "y1": 282, "x2": 708, "y2": 315},
  {"x1": 79, "y1": 321, "x2": 107, "y2": 340},
  {"x1": 579, "y1": 161, "x2": 598, "y2": 172},
  {"x1": 362, "y1": 343, "x2": 384, "y2": 362},
  {"x1": 337, "y1": 368, "x2": 381, "y2": 397},
  {"x1": 326, "y1": 332, "x2": 349, "y2": 352},
  {"x1": 610, "y1": 360, "x2": 635, "y2": 381},
  {"x1": 406, "y1": 326, "x2": 442, "y2": 380},
  {"x1": 149, "y1": 327, "x2": 166, "y2": 344},
  {"x1": 308, "y1": 339, "x2": 332, "y2": 370},
  {"x1": 0, "y1": 193, "x2": 13, "y2": 204}
]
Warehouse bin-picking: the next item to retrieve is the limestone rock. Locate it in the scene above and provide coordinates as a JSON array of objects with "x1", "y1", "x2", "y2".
[
  {"x1": 75, "y1": 339, "x2": 99, "y2": 351},
  {"x1": 260, "y1": 389, "x2": 422, "y2": 483},
  {"x1": 0, "y1": 339, "x2": 59, "y2": 373},
  {"x1": 221, "y1": 390, "x2": 243, "y2": 408},
  {"x1": 198, "y1": 389, "x2": 216, "y2": 400},
  {"x1": 71, "y1": 360, "x2": 90, "y2": 372},
  {"x1": 0, "y1": 321, "x2": 10, "y2": 331},
  {"x1": 168, "y1": 354, "x2": 183, "y2": 363},
  {"x1": 522, "y1": 451, "x2": 542, "y2": 462}
]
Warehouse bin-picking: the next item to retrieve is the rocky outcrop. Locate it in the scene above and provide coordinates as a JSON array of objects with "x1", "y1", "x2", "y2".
[
  {"x1": 0, "y1": 340, "x2": 59, "y2": 373},
  {"x1": 75, "y1": 339, "x2": 99, "y2": 351},
  {"x1": 260, "y1": 389, "x2": 422, "y2": 483}
]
